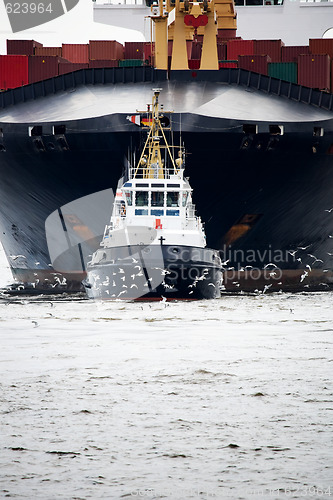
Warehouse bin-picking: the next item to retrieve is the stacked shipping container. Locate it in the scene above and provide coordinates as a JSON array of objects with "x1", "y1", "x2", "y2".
[
  {"x1": 238, "y1": 55, "x2": 271, "y2": 75},
  {"x1": 0, "y1": 37, "x2": 333, "y2": 92},
  {"x1": 298, "y1": 54, "x2": 331, "y2": 91},
  {"x1": 281, "y1": 46, "x2": 310, "y2": 63},
  {"x1": 35, "y1": 47, "x2": 63, "y2": 57},
  {"x1": 58, "y1": 63, "x2": 89, "y2": 75},
  {"x1": 254, "y1": 39, "x2": 284, "y2": 62},
  {"x1": 62, "y1": 44, "x2": 89, "y2": 64},
  {"x1": 89, "y1": 41, "x2": 124, "y2": 61},
  {"x1": 0, "y1": 55, "x2": 29, "y2": 90},
  {"x1": 7, "y1": 40, "x2": 42, "y2": 56},
  {"x1": 28, "y1": 56, "x2": 68, "y2": 84},
  {"x1": 268, "y1": 62, "x2": 298, "y2": 84}
]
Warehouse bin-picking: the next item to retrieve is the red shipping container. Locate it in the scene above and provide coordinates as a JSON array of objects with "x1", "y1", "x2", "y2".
[
  {"x1": 89, "y1": 40, "x2": 124, "y2": 61},
  {"x1": 28, "y1": 56, "x2": 68, "y2": 84},
  {"x1": 227, "y1": 39, "x2": 254, "y2": 60},
  {"x1": 89, "y1": 60, "x2": 119, "y2": 68},
  {"x1": 0, "y1": 55, "x2": 29, "y2": 90},
  {"x1": 7, "y1": 39, "x2": 43, "y2": 56},
  {"x1": 124, "y1": 42, "x2": 145, "y2": 60},
  {"x1": 168, "y1": 40, "x2": 193, "y2": 59},
  {"x1": 309, "y1": 38, "x2": 333, "y2": 59},
  {"x1": 217, "y1": 30, "x2": 237, "y2": 40},
  {"x1": 254, "y1": 39, "x2": 284, "y2": 62},
  {"x1": 58, "y1": 63, "x2": 89, "y2": 76},
  {"x1": 219, "y1": 61, "x2": 238, "y2": 68},
  {"x1": 298, "y1": 54, "x2": 331, "y2": 90},
  {"x1": 62, "y1": 44, "x2": 89, "y2": 63},
  {"x1": 188, "y1": 59, "x2": 200, "y2": 70},
  {"x1": 190, "y1": 40, "x2": 202, "y2": 59},
  {"x1": 238, "y1": 55, "x2": 271, "y2": 75},
  {"x1": 217, "y1": 41, "x2": 227, "y2": 60},
  {"x1": 144, "y1": 42, "x2": 155, "y2": 64},
  {"x1": 281, "y1": 46, "x2": 310, "y2": 63},
  {"x1": 35, "y1": 46, "x2": 63, "y2": 57}
]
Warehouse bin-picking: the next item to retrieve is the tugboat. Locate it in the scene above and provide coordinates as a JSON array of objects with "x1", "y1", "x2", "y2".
[{"x1": 84, "y1": 89, "x2": 222, "y2": 300}]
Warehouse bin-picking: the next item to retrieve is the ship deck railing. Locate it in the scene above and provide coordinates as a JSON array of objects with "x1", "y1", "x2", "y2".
[
  {"x1": 128, "y1": 167, "x2": 181, "y2": 180},
  {"x1": 1, "y1": 67, "x2": 332, "y2": 113}
]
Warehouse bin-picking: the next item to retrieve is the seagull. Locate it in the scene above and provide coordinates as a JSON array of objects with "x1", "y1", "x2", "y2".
[
  {"x1": 287, "y1": 250, "x2": 298, "y2": 257},
  {"x1": 307, "y1": 254, "x2": 316, "y2": 259},
  {"x1": 10, "y1": 255, "x2": 26, "y2": 260},
  {"x1": 319, "y1": 282, "x2": 329, "y2": 287},
  {"x1": 325, "y1": 208, "x2": 333, "y2": 213},
  {"x1": 131, "y1": 284, "x2": 138, "y2": 289},
  {"x1": 32, "y1": 320, "x2": 39, "y2": 328},
  {"x1": 117, "y1": 290, "x2": 126, "y2": 297},
  {"x1": 300, "y1": 271, "x2": 308, "y2": 283},
  {"x1": 35, "y1": 261, "x2": 40, "y2": 265},
  {"x1": 221, "y1": 259, "x2": 230, "y2": 266},
  {"x1": 296, "y1": 258, "x2": 302, "y2": 263},
  {"x1": 305, "y1": 264, "x2": 312, "y2": 272},
  {"x1": 297, "y1": 245, "x2": 311, "y2": 250},
  {"x1": 269, "y1": 272, "x2": 277, "y2": 277},
  {"x1": 264, "y1": 263, "x2": 277, "y2": 269},
  {"x1": 327, "y1": 253, "x2": 333, "y2": 256},
  {"x1": 263, "y1": 284, "x2": 272, "y2": 294}
]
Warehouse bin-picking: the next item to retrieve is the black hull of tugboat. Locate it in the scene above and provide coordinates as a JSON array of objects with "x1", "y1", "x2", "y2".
[
  {"x1": 0, "y1": 68, "x2": 333, "y2": 294},
  {"x1": 84, "y1": 245, "x2": 222, "y2": 300}
]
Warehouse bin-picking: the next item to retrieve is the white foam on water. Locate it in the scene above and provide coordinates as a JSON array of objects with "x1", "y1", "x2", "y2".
[{"x1": 0, "y1": 291, "x2": 332, "y2": 499}]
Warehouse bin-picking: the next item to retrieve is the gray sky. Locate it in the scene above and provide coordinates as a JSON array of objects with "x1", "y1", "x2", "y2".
[{"x1": 0, "y1": 0, "x2": 142, "y2": 55}]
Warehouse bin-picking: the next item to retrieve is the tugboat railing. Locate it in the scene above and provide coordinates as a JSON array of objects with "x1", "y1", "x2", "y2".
[{"x1": 128, "y1": 166, "x2": 182, "y2": 179}]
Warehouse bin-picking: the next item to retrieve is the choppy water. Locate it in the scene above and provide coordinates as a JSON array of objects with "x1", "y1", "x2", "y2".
[{"x1": 0, "y1": 246, "x2": 332, "y2": 500}]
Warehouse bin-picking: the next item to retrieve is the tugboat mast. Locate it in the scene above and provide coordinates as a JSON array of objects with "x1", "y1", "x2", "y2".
[{"x1": 135, "y1": 89, "x2": 179, "y2": 179}]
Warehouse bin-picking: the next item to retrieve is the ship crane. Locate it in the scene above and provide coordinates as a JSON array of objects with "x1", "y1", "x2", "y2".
[{"x1": 150, "y1": 0, "x2": 237, "y2": 70}]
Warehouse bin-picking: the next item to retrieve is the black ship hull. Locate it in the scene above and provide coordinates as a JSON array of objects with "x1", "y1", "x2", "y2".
[
  {"x1": 84, "y1": 245, "x2": 222, "y2": 300},
  {"x1": 0, "y1": 68, "x2": 333, "y2": 293}
]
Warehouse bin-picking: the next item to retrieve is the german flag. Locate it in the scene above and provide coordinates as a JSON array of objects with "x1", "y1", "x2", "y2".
[{"x1": 126, "y1": 115, "x2": 153, "y2": 127}]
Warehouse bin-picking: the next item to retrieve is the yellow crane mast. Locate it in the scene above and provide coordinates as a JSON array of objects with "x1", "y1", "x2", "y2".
[{"x1": 150, "y1": 0, "x2": 237, "y2": 70}]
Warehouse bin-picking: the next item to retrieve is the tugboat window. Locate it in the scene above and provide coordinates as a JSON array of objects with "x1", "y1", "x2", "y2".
[
  {"x1": 151, "y1": 191, "x2": 164, "y2": 207},
  {"x1": 124, "y1": 191, "x2": 133, "y2": 206},
  {"x1": 182, "y1": 192, "x2": 189, "y2": 207},
  {"x1": 136, "y1": 191, "x2": 148, "y2": 206},
  {"x1": 167, "y1": 192, "x2": 179, "y2": 207}
]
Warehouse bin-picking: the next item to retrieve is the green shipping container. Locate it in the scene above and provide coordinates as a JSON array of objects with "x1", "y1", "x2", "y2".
[
  {"x1": 268, "y1": 62, "x2": 298, "y2": 84},
  {"x1": 118, "y1": 59, "x2": 144, "y2": 67}
]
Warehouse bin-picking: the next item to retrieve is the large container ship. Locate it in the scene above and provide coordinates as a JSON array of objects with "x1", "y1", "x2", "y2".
[{"x1": 0, "y1": 0, "x2": 333, "y2": 293}]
